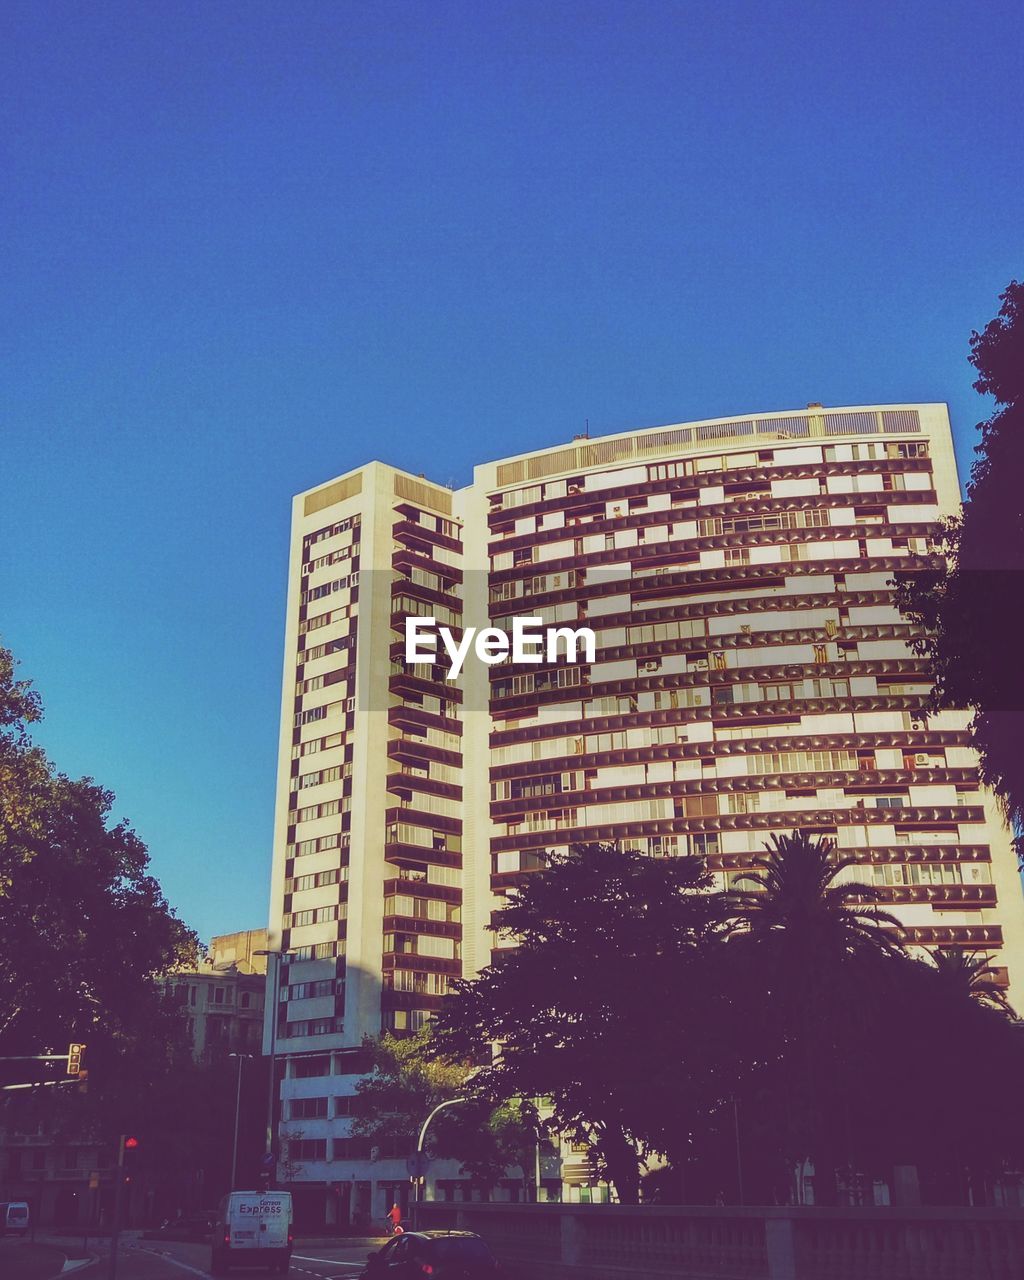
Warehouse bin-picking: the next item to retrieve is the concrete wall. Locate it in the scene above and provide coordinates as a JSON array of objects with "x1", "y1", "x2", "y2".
[{"x1": 418, "y1": 1200, "x2": 1024, "y2": 1280}]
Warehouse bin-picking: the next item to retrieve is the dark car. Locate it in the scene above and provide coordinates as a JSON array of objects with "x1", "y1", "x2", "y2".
[{"x1": 362, "y1": 1230, "x2": 500, "y2": 1279}]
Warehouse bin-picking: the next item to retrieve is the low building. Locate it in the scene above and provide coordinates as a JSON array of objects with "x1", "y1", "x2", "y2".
[{"x1": 166, "y1": 930, "x2": 268, "y2": 1061}]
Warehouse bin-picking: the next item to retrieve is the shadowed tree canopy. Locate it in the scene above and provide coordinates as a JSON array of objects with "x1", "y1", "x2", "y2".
[
  {"x1": 0, "y1": 641, "x2": 198, "y2": 1070},
  {"x1": 0, "y1": 642, "x2": 216, "y2": 1217},
  {"x1": 433, "y1": 843, "x2": 728, "y2": 1203},
  {"x1": 433, "y1": 832, "x2": 1024, "y2": 1208},
  {"x1": 722, "y1": 831, "x2": 904, "y2": 961},
  {"x1": 895, "y1": 280, "x2": 1024, "y2": 847}
]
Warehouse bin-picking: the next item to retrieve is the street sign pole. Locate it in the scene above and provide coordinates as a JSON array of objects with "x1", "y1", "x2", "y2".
[{"x1": 108, "y1": 1140, "x2": 125, "y2": 1280}]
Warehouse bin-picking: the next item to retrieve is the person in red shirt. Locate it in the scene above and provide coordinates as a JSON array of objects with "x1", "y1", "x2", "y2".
[{"x1": 387, "y1": 1203, "x2": 403, "y2": 1235}]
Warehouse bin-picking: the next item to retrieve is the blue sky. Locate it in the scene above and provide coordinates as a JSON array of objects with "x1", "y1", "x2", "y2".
[{"x1": 1, "y1": 0, "x2": 1021, "y2": 941}]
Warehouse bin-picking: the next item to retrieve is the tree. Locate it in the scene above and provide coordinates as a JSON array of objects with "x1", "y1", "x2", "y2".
[
  {"x1": 434, "y1": 844, "x2": 728, "y2": 1203},
  {"x1": 929, "y1": 947, "x2": 1011, "y2": 1014},
  {"x1": 715, "y1": 831, "x2": 1024, "y2": 1206},
  {"x1": 0, "y1": 770, "x2": 198, "y2": 1055},
  {"x1": 0, "y1": 643, "x2": 198, "y2": 1058},
  {"x1": 716, "y1": 831, "x2": 909, "y2": 1203},
  {"x1": 722, "y1": 830, "x2": 903, "y2": 960},
  {"x1": 0, "y1": 641, "x2": 202, "y2": 1220},
  {"x1": 895, "y1": 281, "x2": 1024, "y2": 848},
  {"x1": 0, "y1": 644, "x2": 48, "y2": 896},
  {"x1": 350, "y1": 1030, "x2": 539, "y2": 1198},
  {"x1": 350, "y1": 1028, "x2": 467, "y2": 1157}
]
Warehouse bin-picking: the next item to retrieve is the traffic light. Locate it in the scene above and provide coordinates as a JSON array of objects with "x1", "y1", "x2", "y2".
[
  {"x1": 66, "y1": 1043, "x2": 86, "y2": 1076},
  {"x1": 119, "y1": 1135, "x2": 141, "y2": 1185},
  {"x1": 76, "y1": 1069, "x2": 89, "y2": 1096}
]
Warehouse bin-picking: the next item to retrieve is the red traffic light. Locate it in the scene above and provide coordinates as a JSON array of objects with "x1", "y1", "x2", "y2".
[{"x1": 124, "y1": 1137, "x2": 139, "y2": 1150}]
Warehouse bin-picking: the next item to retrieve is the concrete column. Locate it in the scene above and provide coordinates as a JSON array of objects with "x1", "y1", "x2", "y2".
[
  {"x1": 765, "y1": 1217, "x2": 796, "y2": 1280},
  {"x1": 560, "y1": 1211, "x2": 584, "y2": 1266}
]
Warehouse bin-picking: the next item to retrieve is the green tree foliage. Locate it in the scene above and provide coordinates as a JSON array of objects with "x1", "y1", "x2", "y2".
[
  {"x1": 895, "y1": 281, "x2": 1024, "y2": 845},
  {"x1": 0, "y1": 645, "x2": 49, "y2": 896},
  {"x1": 350, "y1": 1028, "x2": 467, "y2": 1154},
  {"x1": 350, "y1": 1030, "x2": 538, "y2": 1196}
]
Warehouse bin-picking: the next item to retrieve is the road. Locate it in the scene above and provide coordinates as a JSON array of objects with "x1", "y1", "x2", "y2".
[{"x1": 7, "y1": 1235, "x2": 386, "y2": 1280}]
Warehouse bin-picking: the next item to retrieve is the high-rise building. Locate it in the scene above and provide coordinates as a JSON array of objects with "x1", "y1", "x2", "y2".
[{"x1": 265, "y1": 403, "x2": 1024, "y2": 1223}]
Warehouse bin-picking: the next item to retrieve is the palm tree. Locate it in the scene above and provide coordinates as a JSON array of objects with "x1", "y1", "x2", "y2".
[
  {"x1": 721, "y1": 831, "x2": 907, "y2": 1205},
  {"x1": 723, "y1": 830, "x2": 905, "y2": 959},
  {"x1": 929, "y1": 947, "x2": 1012, "y2": 1014}
]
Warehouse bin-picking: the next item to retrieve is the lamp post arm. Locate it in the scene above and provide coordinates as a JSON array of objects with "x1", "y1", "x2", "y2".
[{"x1": 417, "y1": 1096, "x2": 467, "y2": 1154}]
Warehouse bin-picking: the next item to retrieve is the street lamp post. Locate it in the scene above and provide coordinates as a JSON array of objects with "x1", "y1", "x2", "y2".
[
  {"x1": 412, "y1": 1097, "x2": 467, "y2": 1228},
  {"x1": 229, "y1": 1053, "x2": 253, "y2": 1190},
  {"x1": 254, "y1": 949, "x2": 294, "y2": 1184}
]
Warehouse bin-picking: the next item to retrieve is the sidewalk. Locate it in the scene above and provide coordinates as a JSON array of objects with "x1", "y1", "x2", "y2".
[{"x1": 0, "y1": 1239, "x2": 88, "y2": 1280}]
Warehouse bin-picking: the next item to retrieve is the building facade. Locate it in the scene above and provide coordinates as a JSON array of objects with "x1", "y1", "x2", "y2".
[
  {"x1": 266, "y1": 403, "x2": 1024, "y2": 1222},
  {"x1": 165, "y1": 929, "x2": 268, "y2": 1061}
]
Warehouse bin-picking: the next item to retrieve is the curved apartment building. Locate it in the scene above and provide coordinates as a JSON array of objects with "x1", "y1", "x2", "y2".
[{"x1": 266, "y1": 402, "x2": 1024, "y2": 1224}]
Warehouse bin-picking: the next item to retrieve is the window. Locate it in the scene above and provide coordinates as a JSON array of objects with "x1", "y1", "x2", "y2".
[
  {"x1": 288, "y1": 1139, "x2": 327, "y2": 1161},
  {"x1": 289, "y1": 1097, "x2": 328, "y2": 1119},
  {"x1": 284, "y1": 979, "x2": 343, "y2": 1001},
  {"x1": 286, "y1": 1017, "x2": 344, "y2": 1038},
  {"x1": 691, "y1": 832, "x2": 720, "y2": 857},
  {"x1": 873, "y1": 795, "x2": 907, "y2": 810},
  {"x1": 384, "y1": 895, "x2": 459, "y2": 923},
  {"x1": 293, "y1": 832, "x2": 350, "y2": 859},
  {"x1": 889, "y1": 441, "x2": 928, "y2": 459},
  {"x1": 290, "y1": 867, "x2": 348, "y2": 892},
  {"x1": 649, "y1": 460, "x2": 695, "y2": 480},
  {"x1": 292, "y1": 1056, "x2": 332, "y2": 1078},
  {"x1": 287, "y1": 904, "x2": 344, "y2": 928},
  {"x1": 332, "y1": 1136, "x2": 373, "y2": 1159},
  {"x1": 391, "y1": 969, "x2": 451, "y2": 995},
  {"x1": 384, "y1": 1009, "x2": 432, "y2": 1032},
  {"x1": 295, "y1": 799, "x2": 343, "y2": 823},
  {"x1": 647, "y1": 835, "x2": 683, "y2": 857}
]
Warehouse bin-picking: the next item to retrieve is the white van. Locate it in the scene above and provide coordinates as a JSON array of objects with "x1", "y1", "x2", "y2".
[
  {"x1": 211, "y1": 1191, "x2": 293, "y2": 1274},
  {"x1": 0, "y1": 1201, "x2": 30, "y2": 1237}
]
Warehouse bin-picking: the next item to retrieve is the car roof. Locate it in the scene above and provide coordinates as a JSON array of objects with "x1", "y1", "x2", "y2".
[{"x1": 405, "y1": 1231, "x2": 482, "y2": 1241}]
